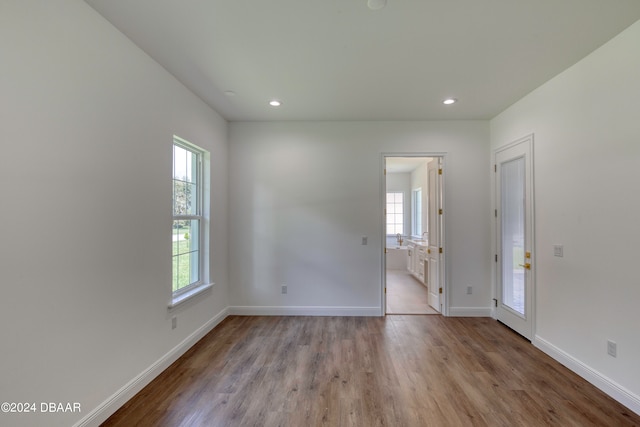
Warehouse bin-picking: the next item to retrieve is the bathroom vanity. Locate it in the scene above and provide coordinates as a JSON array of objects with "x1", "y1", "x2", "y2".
[{"x1": 406, "y1": 239, "x2": 428, "y2": 286}]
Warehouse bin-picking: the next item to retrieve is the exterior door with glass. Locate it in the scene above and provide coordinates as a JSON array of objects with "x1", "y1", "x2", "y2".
[{"x1": 495, "y1": 136, "x2": 534, "y2": 340}]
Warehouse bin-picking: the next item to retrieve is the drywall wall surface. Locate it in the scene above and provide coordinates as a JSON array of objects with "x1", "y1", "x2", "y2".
[
  {"x1": 229, "y1": 121, "x2": 491, "y2": 315},
  {"x1": 491, "y1": 19, "x2": 640, "y2": 406},
  {"x1": 0, "y1": 1, "x2": 229, "y2": 425}
]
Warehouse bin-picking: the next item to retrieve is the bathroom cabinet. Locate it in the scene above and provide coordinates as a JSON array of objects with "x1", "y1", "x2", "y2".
[{"x1": 406, "y1": 240, "x2": 427, "y2": 285}]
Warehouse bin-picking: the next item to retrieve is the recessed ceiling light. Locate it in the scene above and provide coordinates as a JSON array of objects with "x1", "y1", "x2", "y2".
[
  {"x1": 269, "y1": 100, "x2": 282, "y2": 107},
  {"x1": 443, "y1": 98, "x2": 457, "y2": 105},
  {"x1": 367, "y1": 0, "x2": 387, "y2": 10}
]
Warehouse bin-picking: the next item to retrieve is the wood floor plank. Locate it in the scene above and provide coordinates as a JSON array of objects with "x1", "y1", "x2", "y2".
[{"x1": 102, "y1": 316, "x2": 640, "y2": 426}]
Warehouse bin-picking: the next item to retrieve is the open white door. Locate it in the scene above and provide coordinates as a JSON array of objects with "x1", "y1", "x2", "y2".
[
  {"x1": 427, "y1": 159, "x2": 443, "y2": 313},
  {"x1": 495, "y1": 136, "x2": 534, "y2": 340}
]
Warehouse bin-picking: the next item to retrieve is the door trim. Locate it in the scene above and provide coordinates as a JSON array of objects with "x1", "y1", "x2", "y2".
[
  {"x1": 381, "y1": 152, "x2": 448, "y2": 317},
  {"x1": 493, "y1": 134, "x2": 535, "y2": 339}
]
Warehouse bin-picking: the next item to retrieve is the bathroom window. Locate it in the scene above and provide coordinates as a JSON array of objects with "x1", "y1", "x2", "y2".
[
  {"x1": 412, "y1": 188, "x2": 422, "y2": 236},
  {"x1": 172, "y1": 136, "x2": 211, "y2": 306},
  {"x1": 386, "y1": 192, "x2": 404, "y2": 235}
]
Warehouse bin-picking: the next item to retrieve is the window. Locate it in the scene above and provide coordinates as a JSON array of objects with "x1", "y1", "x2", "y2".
[
  {"x1": 172, "y1": 137, "x2": 207, "y2": 300},
  {"x1": 386, "y1": 192, "x2": 404, "y2": 235},
  {"x1": 412, "y1": 188, "x2": 422, "y2": 236}
]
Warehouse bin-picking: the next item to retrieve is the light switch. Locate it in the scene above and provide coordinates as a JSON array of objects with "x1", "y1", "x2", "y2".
[
  {"x1": 553, "y1": 245, "x2": 563, "y2": 257},
  {"x1": 362, "y1": 236, "x2": 368, "y2": 245}
]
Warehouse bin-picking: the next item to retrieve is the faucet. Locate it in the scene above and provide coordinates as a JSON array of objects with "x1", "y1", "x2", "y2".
[{"x1": 396, "y1": 233, "x2": 403, "y2": 246}]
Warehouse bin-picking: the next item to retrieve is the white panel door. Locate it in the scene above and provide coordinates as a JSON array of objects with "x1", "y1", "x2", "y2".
[
  {"x1": 427, "y1": 159, "x2": 442, "y2": 312},
  {"x1": 495, "y1": 136, "x2": 534, "y2": 340}
]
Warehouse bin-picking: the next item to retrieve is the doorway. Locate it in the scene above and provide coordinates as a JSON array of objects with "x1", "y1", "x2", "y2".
[
  {"x1": 495, "y1": 135, "x2": 535, "y2": 339},
  {"x1": 382, "y1": 154, "x2": 445, "y2": 315}
]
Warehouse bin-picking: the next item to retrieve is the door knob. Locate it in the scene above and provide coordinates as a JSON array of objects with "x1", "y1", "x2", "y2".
[{"x1": 518, "y1": 263, "x2": 531, "y2": 270}]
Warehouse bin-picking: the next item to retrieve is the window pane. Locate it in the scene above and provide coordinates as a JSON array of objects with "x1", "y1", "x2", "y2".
[
  {"x1": 186, "y1": 182, "x2": 198, "y2": 215},
  {"x1": 173, "y1": 181, "x2": 198, "y2": 215},
  {"x1": 176, "y1": 254, "x2": 191, "y2": 290},
  {"x1": 174, "y1": 181, "x2": 187, "y2": 215},
  {"x1": 186, "y1": 150, "x2": 198, "y2": 183},
  {"x1": 188, "y1": 220, "x2": 199, "y2": 254},
  {"x1": 172, "y1": 219, "x2": 200, "y2": 291},
  {"x1": 173, "y1": 145, "x2": 188, "y2": 180}
]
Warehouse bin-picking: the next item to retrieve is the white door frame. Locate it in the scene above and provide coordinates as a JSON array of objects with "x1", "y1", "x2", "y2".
[
  {"x1": 381, "y1": 152, "x2": 448, "y2": 316},
  {"x1": 493, "y1": 134, "x2": 535, "y2": 339}
]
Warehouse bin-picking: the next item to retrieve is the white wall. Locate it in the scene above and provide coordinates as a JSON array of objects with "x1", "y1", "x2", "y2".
[
  {"x1": 229, "y1": 121, "x2": 491, "y2": 316},
  {"x1": 0, "y1": 1, "x2": 229, "y2": 426},
  {"x1": 491, "y1": 20, "x2": 640, "y2": 411}
]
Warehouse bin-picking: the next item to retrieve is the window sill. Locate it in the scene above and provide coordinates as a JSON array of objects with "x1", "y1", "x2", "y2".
[{"x1": 168, "y1": 282, "x2": 214, "y2": 309}]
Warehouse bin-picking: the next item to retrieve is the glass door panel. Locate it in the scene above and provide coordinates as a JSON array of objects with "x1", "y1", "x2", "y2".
[{"x1": 501, "y1": 157, "x2": 525, "y2": 316}]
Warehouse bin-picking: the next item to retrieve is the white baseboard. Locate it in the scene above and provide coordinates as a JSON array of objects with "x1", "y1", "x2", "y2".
[
  {"x1": 228, "y1": 305, "x2": 381, "y2": 317},
  {"x1": 534, "y1": 335, "x2": 640, "y2": 416},
  {"x1": 448, "y1": 306, "x2": 493, "y2": 317},
  {"x1": 74, "y1": 308, "x2": 229, "y2": 427}
]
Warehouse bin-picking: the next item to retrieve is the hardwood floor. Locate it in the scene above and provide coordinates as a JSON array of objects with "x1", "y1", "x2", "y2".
[
  {"x1": 386, "y1": 269, "x2": 439, "y2": 315},
  {"x1": 102, "y1": 316, "x2": 640, "y2": 426}
]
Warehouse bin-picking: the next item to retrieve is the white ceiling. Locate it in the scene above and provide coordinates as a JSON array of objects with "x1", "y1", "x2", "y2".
[
  {"x1": 386, "y1": 157, "x2": 432, "y2": 174},
  {"x1": 86, "y1": 0, "x2": 640, "y2": 122}
]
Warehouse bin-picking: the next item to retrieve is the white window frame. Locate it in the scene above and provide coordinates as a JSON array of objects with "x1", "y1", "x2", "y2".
[
  {"x1": 386, "y1": 191, "x2": 404, "y2": 236},
  {"x1": 170, "y1": 136, "x2": 212, "y2": 308}
]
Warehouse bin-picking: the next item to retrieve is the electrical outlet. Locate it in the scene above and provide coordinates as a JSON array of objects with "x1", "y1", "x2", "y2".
[
  {"x1": 171, "y1": 316, "x2": 177, "y2": 330},
  {"x1": 607, "y1": 340, "x2": 617, "y2": 357},
  {"x1": 361, "y1": 236, "x2": 368, "y2": 245},
  {"x1": 466, "y1": 286, "x2": 472, "y2": 295},
  {"x1": 281, "y1": 285, "x2": 287, "y2": 294}
]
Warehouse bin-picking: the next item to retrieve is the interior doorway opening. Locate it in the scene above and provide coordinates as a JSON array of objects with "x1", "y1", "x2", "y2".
[{"x1": 382, "y1": 155, "x2": 446, "y2": 315}]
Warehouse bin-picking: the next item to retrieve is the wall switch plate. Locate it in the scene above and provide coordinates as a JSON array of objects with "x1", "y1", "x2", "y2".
[
  {"x1": 362, "y1": 236, "x2": 368, "y2": 245},
  {"x1": 607, "y1": 340, "x2": 617, "y2": 357},
  {"x1": 171, "y1": 316, "x2": 177, "y2": 330},
  {"x1": 466, "y1": 286, "x2": 472, "y2": 295},
  {"x1": 281, "y1": 285, "x2": 287, "y2": 294},
  {"x1": 553, "y1": 245, "x2": 564, "y2": 257}
]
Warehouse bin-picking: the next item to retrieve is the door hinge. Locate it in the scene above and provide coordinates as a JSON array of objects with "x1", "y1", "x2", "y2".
[
  {"x1": 439, "y1": 208, "x2": 443, "y2": 215},
  {"x1": 494, "y1": 164, "x2": 497, "y2": 172},
  {"x1": 384, "y1": 287, "x2": 387, "y2": 294},
  {"x1": 438, "y1": 168, "x2": 443, "y2": 175},
  {"x1": 439, "y1": 287, "x2": 443, "y2": 294},
  {"x1": 384, "y1": 168, "x2": 387, "y2": 175},
  {"x1": 495, "y1": 254, "x2": 498, "y2": 262},
  {"x1": 495, "y1": 209, "x2": 497, "y2": 218},
  {"x1": 493, "y1": 298, "x2": 498, "y2": 307},
  {"x1": 439, "y1": 247, "x2": 443, "y2": 254}
]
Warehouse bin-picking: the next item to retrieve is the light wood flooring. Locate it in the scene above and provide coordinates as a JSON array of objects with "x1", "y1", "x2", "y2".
[
  {"x1": 386, "y1": 269, "x2": 439, "y2": 315},
  {"x1": 102, "y1": 316, "x2": 640, "y2": 426}
]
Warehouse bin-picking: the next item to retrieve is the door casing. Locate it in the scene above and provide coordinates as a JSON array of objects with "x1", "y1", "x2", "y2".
[{"x1": 381, "y1": 152, "x2": 448, "y2": 316}]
